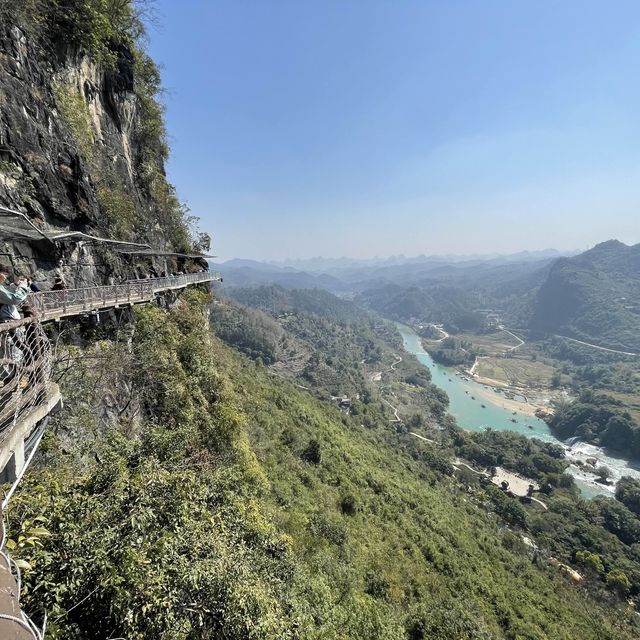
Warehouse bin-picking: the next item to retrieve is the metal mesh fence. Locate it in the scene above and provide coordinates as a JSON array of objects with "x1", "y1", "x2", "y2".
[{"x1": 0, "y1": 320, "x2": 51, "y2": 437}]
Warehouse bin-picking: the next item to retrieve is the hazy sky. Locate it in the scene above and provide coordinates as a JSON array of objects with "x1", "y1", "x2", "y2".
[{"x1": 148, "y1": 1, "x2": 640, "y2": 261}]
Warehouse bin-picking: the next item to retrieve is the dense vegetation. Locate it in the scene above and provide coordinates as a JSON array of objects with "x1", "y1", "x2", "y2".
[
  {"x1": 219, "y1": 286, "x2": 387, "y2": 399},
  {"x1": 549, "y1": 391, "x2": 640, "y2": 456},
  {"x1": 8, "y1": 0, "x2": 146, "y2": 67},
  {"x1": 617, "y1": 477, "x2": 640, "y2": 517},
  {"x1": 454, "y1": 429, "x2": 568, "y2": 485},
  {"x1": 429, "y1": 336, "x2": 477, "y2": 366},
  {"x1": 210, "y1": 299, "x2": 284, "y2": 364},
  {"x1": 229, "y1": 285, "x2": 374, "y2": 325},
  {"x1": 8, "y1": 291, "x2": 640, "y2": 639},
  {"x1": 356, "y1": 283, "x2": 489, "y2": 332}
]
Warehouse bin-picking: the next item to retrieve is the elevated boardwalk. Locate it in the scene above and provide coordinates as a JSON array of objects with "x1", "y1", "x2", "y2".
[
  {"x1": 27, "y1": 271, "x2": 220, "y2": 321},
  {"x1": 0, "y1": 270, "x2": 219, "y2": 478}
]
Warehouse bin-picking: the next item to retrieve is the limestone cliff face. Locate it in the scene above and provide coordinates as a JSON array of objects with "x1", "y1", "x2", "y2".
[{"x1": 0, "y1": 17, "x2": 193, "y2": 287}]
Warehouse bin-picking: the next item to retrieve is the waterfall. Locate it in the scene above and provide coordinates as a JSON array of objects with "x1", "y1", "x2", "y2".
[{"x1": 564, "y1": 436, "x2": 581, "y2": 448}]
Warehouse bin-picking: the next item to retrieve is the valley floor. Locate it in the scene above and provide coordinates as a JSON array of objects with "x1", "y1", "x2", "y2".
[{"x1": 421, "y1": 329, "x2": 562, "y2": 417}]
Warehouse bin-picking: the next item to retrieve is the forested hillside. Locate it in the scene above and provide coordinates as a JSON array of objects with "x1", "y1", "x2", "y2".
[
  {"x1": 8, "y1": 290, "x2": 640, "y2": 639},
  {"x1": 229, "y1": 284, "x2": 372, "y2": 324},
  {"x1": 4, "y1": 2, "x2": 640, "y2": 638},
  {"x1": 549, "y1": 390, "x2": 640, "y2": 457},
  {"x1": 531, "y1": 241, "x2": 640, "y2": 351},
  {"x1": 215, "y1": 286, "x2": 398, "y2": 402},
  {"x1": 353, "y1": 259, "x2": 552, "y2": 331}
]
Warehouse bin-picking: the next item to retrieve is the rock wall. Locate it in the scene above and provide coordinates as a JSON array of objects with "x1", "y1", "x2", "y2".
[{"x1": 0, "y1": 22, "x2": 188, "y2": 289}]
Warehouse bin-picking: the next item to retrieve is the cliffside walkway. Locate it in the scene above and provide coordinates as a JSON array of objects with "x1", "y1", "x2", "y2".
[
  {"x1": 0, "y1": 270, "x2": 220, "y2": 479},
  {"x1": 0, "y1": 271, "x2": 219, "y2": 639},
  {"x1": 27, "y1": 271, "x2": 220, "y2": 321}
]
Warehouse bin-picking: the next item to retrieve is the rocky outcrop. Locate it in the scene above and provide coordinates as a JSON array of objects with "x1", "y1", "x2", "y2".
[
  {"x1": 1, "y1": 26, "x2": 95, "y2": 226},
  {"x1": 0, "y1": 21, "x2": 191, "y2": 288}
]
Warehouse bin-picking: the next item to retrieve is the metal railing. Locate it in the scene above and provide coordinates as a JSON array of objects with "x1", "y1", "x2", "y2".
[
  {"x1": 23, "y1": 271, "x2": 220, "y2": 321},
  {"x1": 0, "y1": 319, "x2": 51, "y2": 438},
  {"x1": 0, "y1": 271, "x2": 218, "y2": 430},
  {"x1": 0, "y1": 319, "x2": 51, "y2": 639},
  {"x1": 1, "y1": 508, "x2": 44, "y2": 640}
]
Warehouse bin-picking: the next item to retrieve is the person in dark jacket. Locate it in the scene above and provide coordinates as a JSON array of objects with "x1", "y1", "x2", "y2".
[{"x1": 51, "y1": 277, "x2": 66, "y2": 291}]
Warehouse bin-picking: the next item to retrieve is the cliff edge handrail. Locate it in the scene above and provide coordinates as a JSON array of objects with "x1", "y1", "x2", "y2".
[
  {"x1": 0, "y1": 319, "x2": 52, "y2": 439},
  {"x1": 24, "y1": 271, "x2": 220, "y2": 321}
]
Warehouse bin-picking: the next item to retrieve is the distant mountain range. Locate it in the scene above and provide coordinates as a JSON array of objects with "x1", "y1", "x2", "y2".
[
  {"x1": 214, "y1": 241, "x2": 640, "y2": 352},
  {"x1": 213, "y1": 249, "x2": 570, "y2": 293},
  {"x1": 212, "y1": 259, "x2": 349, "y2": 292},
  {"x1": 223, "y1": 249, "x2": 568, "y2": 273}
]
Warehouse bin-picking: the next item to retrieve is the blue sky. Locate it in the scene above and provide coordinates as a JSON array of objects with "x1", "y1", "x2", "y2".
[{"x1": 147, "y1": 1, "x2": 640, "y2": 261}]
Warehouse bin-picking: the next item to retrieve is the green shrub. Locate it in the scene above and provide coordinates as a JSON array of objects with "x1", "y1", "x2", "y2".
[
  {"x1": 302, "y1": 438, "x2": 322, "y2": 464},
  {"x1": 53, "y1": 81, "x2": 94, "y2": 159},
  {"x1": 96, "y1": 187, "x2": 137, "y2": 238},
  {"x1": 340, "y1": 493, "x2": 357, "y2": 516},
  {"x1": 576, "y1": 550, "x2": 604, "y2": 574},
  {"x1": 607, "y1": 569, "x2": 631, "y2": 596}
]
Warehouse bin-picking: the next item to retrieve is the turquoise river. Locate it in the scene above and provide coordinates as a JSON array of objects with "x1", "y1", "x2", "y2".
[{"x1": 397, "y1": 323, "x2": 640, "y2": 498}]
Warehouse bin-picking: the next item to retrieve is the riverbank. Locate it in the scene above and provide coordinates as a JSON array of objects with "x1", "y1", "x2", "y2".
[
  {"x1": 471, "y1": 370, "x2": 508, "y2": 389},
  {"x1": 461, "y1": 352, "x2": 560, "y2": 418},
  {"x1": 402, "y1": 325, "x2": 555, "y2": 439},
  {"x1": 397, "y1": 323, "x2": 640, "y2": 498},
  {"x1": 421, "y1": 334, "x2": 556, "y2": 418},
  {"x1": 470, "y1": 384, "x2": 546, "y2": 418}
]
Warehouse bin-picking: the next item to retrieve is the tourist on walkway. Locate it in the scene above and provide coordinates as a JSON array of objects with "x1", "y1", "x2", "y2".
[
  {"x1": 51, "y1": 277, "x2": 66, "y2": 291},
  {"x1": 0, "y1": 267, "x2": 30, "y2": 382},
  {"x1": 0, "y1": 268, "x2": 29, "y2": 323}
]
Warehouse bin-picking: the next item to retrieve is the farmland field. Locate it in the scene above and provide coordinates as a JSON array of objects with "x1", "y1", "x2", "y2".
[
  {"x1": 476, "y1": 356, "x2": 556, "y2": 388},
  {"x1": 458, "y1": 330, "x2": 522, "y2": 355}
]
